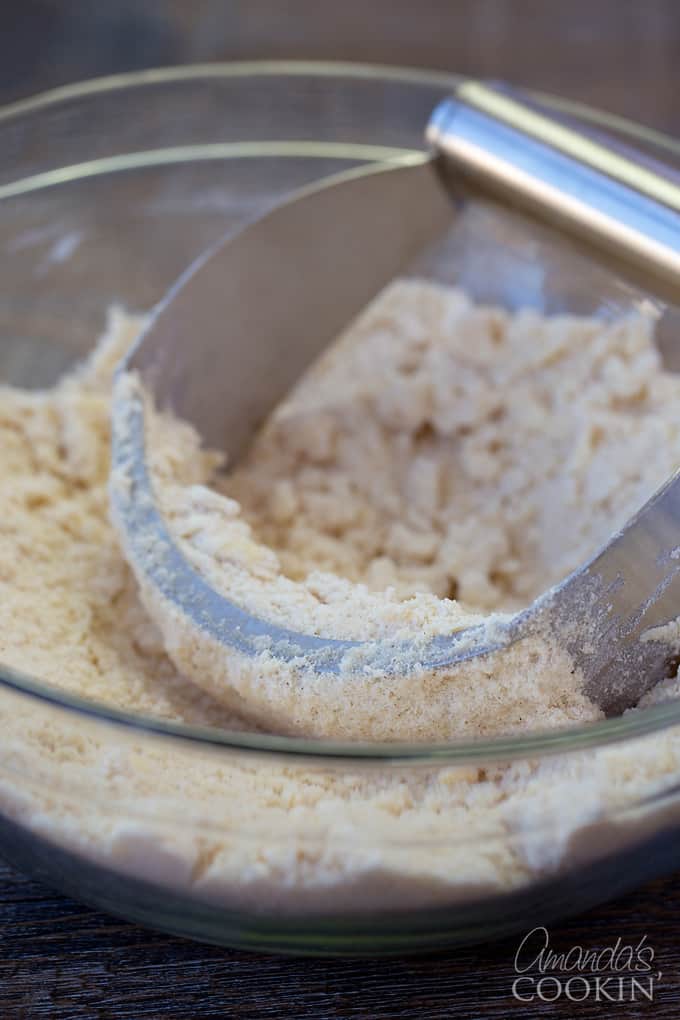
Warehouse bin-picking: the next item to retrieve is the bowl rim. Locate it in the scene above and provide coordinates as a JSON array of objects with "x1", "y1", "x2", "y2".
[
  {"x1": 2, "y1": 59, "x2": 680, "y2": 163},
  {"x1": 3, "y1": 58, "x2": 680, "y2": 764}
]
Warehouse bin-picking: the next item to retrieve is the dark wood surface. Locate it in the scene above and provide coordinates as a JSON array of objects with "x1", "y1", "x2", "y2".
[
  {"x1": 1, "y1": 854, "x2": 680, "y2": 1018},
  {"x1": 7, "y1": 0, "x2": 680, "y2": 133},
  {"x1": 3, "y1": 1, "x2": 680, "y2": 1016}
]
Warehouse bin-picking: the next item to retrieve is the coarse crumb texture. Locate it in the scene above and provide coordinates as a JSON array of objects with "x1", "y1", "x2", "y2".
[
  {"x1": 1, "y1": 292, "x2": 680, "y2": 917},
  {"x1": 138, "y1": 278, "x2": 680, "y2": 739},
  {"x1": 174, "y1": 280, "x2": 679, "y2": 610},
  {"x1": 3, "y1": 664, "x2": 680, "y2": 915},
  {"x1": 138, "y1": 377, "x2": 598, "y2": 741},
  {"x1": 0, "y1": 307, "x2": 247, "y2": 729}
]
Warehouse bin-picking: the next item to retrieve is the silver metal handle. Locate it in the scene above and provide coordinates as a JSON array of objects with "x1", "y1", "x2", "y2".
[{"x1": 427, "y1": 81, "x2": 680, "y2": 302}]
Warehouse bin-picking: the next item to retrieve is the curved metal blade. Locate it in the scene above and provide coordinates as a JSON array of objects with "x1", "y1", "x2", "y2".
[{"x1": 125, "y1": 159, "x2": 454, "y2": 455}]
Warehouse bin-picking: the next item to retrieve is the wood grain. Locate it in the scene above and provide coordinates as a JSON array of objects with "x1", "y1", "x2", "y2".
[{"x1": 1, "y1": 855, "x2": 680, "y2": 1018}]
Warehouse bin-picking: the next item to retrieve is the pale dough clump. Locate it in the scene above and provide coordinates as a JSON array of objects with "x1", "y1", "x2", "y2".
[
  {"x1": 135, "y1": 279, "x2": 680, "y2": 739},
  {"x1": 0, "y1": 308, "x2": 246, "y2": 730},
  {"x1": 0, "y1": 287, "x2": 680, "y2": 916}
]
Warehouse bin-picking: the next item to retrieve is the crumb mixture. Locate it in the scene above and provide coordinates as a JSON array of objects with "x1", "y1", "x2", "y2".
[
  {"x1": 1, "y1": 284, "x2": 680, "y2": 913},
  {"x1": 133, "y1": 280, "x2": 680, "y2": 739},
  {"x1": 0, "y1": 309, "x2": 244, "y2": 730},
  {"x1": 222, "y1": 282, "x2": 674, "y2": 610}
]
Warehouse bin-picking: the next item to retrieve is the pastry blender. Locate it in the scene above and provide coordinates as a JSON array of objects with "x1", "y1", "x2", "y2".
[{"x1": 111, "y1": 83, "x2": 680, "y2": 714}]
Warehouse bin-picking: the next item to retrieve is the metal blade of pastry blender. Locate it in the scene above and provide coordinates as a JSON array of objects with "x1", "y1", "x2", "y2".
[
  {"x1": 120, "y1": 159, "x2": 453, "y2": 455},
  {"x1": 112, "y1": 82, "x2": 680, "y2": 715}
]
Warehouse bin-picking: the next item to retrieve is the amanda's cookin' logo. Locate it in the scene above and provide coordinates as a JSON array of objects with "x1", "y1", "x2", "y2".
[{"x1": 512, "y1": 926, "x2": 663, "y2": 1004}]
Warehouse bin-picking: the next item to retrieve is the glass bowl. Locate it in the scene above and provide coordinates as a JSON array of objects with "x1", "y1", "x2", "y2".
[{"x1": 2, "y1": 62, "x2": 680, "y2": 956}]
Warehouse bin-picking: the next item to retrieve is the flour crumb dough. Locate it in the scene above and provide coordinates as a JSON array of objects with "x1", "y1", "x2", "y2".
[
  {"x1": 1, "y1": 282, "x2": 680, "y2": 914},
  {"x1": 133, "y1": 279, "x2": 680, "y2": 739}
]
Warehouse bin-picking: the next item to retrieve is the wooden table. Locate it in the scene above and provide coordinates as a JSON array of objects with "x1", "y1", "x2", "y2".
[
  {"x1": 2, "y1": 856, "x2": 680, "y2": 1018},
  {"x1": 9, "y1": 0, "x2": 680, "y2": 134},
  {"x1": 3, "y1": 1, "x2": 680, "y2": 1015}
]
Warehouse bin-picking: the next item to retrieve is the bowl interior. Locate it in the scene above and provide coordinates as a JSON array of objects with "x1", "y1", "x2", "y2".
[{"x1": 2, "y1": 63, "x2": 680, "y2": 759}]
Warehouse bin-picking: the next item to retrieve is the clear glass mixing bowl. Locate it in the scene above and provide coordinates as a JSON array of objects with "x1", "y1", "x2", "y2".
[{"x1": 2, "y1": 63, "x2": 680, "y2": 955}]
